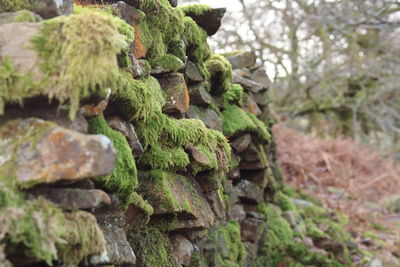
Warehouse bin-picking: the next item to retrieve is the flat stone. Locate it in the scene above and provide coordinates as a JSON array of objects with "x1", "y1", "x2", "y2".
[
  {"x1": 151, "y1": 57, "x2": 185, "y2": 75},
  {"x1": 234, "y1": 180, "x2": 263, "y2": 204},
  {"x1": 95, "y1": 195, "x2": 127, "y2": 229},
  {"x1": 242, "y1": 204, "x2": 265, "y2": 220},
  {"x1": 251, "y1": 92, "x2": 267, "y2": 107},
  {"x1": 106, "y1": 116, "x2": 143, "y2": 157},
  {"x1": 189, "y1": 83, "x2": 212, "y2": 107},
  {"x1": 184, "y1": 8, "x2": 226, "y2": 36},
  {"x1": 170, "y1": 234, "x2": 193, "y2": 266},
  {"x1": 228, "y1": 204, "x2": 246, "y2": 221},
  {"x1": 241, "y1": 218, "x2": 264, "y2": 243},
  {"x1": 158, "y1": 73, "x2": 190, "y2": 114},
  {"x1": 226, "y1": 51, "x2": 257, "y2": 69},
  {"x1": 0, "y1": 118, "x2": 116, "y2": 187},
  {"x1": 187, "y1": 106, "x2": 222, "y2": 131},
  {"x1": 1, "y1": 0, "x2": 73, "y2": 19},
  {"x1": 250, "y1": 68, "x2": 270, "y2": 88},
  {"x1": 231, "y1": 134, "x2": 252, "y2": 153},
  {"x1": 0, "y1": 106, "x2": 88, "y2": 133},
  {"x1": 241, "y1": 169, "x2": 269, "y2": 188},
  {"x1": 110, "y1": 1, "x2": 141, "y2": 24},
  {"x1": 186, "y1": 145, "x2": 210, "y2": 165},
  {"x1": 243, "y1": 94, "x2": 262, "y2": 116},
  {"x1": 233, "y1": 71, "x2": 264, "y2": 93},
  {"x1": 186, "y1": 61, "x2": 204, "y2": 83},
  {"x1": 28, "y1": 187, "x2": 111, "y2": 210},
  {"x1": 205, "y1": 191, "x2": 226, "y2": 220}
]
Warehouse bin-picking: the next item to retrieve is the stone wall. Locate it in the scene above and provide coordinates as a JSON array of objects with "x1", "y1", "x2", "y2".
[{"x1": 0, "y1": 1, "x2": 363, "y2": 266}]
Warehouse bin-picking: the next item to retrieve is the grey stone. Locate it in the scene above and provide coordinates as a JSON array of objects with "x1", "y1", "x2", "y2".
[
  {"x1": 4, "y1": 0, "x2": 74, "y2": 19},
  {"x1": 251, "y1": 92, "x2": 267, "y2": 106},
  {"x1": 170, "y1": 234, "x2": 193, "y2": 266},
  {"x1": 187, "y1": 106, "x2": 222, "y2": 131},
  {"x1": 0, "y1": 118, "x2": 116, "y2": 187},
  {"x1": 228, "y1": 204, "x2": 246, "y2": 221},
  {"x1": 158, "y1": 73, "x2": 190, "y2": 114},
  {"x1": 226, "y1": 51, "x2": 257, "y2": 69},
  {"x1": 110, "y1": 1, "x2": 141, "y2": 24},
  {"x1": 186, "y1": 61, "x2": 203, "y2": 82},
  {"x1": 183, "y1": 8, "x2": 226, "y2": 36},
  {"x1": 205, "y1": 191, "x2": 226, "y2": 220},
  {"x1": 231, "y1": 134, "x2": 252, "y2": 153},
  {"x1": 169, "y1": 0, "x2": 178, "y2": 7},
  {"x1": 186, "y1": 145, "x2": 210, "y2": 165},
  {"x1": 189, "y1": 83, "x2": 212, "y2": 106},
  {"x1": 233, "y1": 71, "x2": 264, "y2": 93},
  {"x1": 240, "y1": 218, "x2": 264, "y2": 242},
  {"x1": 106, "y1": 115, "x2": 144, "y2": 157},
  {"x1": 251, "y1": 68, "x2": 271, "y2": 88},
  {"x1": 243, "y1": 93, "x2": 262, "y2": 117},
  {"x1": 235, "y1": 180, "x2": 263, "y2": 203},
  {"x1": 29, "y1": 187, "x2": 111, "y2": 210}
]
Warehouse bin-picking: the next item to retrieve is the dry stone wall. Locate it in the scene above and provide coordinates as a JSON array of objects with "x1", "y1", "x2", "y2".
[{"x1": 0, "y1": 0, "x2": 365, "y2": 266}]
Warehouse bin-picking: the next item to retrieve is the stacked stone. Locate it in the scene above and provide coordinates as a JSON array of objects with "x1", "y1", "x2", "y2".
[{"x1": 0, "y1": 0, "x2": 365, "y2": 266}]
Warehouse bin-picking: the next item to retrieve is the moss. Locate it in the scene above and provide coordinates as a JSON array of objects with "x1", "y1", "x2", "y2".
[
  {"x1": 148, "y1": 54, "x2": 184, "y2": 73},
  {"x1": 220, "y1": 50, "x2": 245, "y2": 57},
  {"x1": 205, "y1": 54, "x2": 232, "y2": 96},
  {"x1": 112, "y1": 71, "x2": 165, "y2": 122},
  {"x1": 222, "y1": 103, "x2": 271, "y2": 141},
  {"x1": 13, "y1": 10, "x2": 41, "y2": 22},
  {"x1": 0, "y1": 11, "x2": 129, "y2": 119},
  {"x1": 178, "y1": 4, "x2": 212, "y2": 15},
  {"x1": 224, "y1": 84, "x2": 244, "y2": 106},
  {"x1": 136, "y1": 112, "x2": 230, "y2": 172},
  {"x1": 128, "y1": 192, "x2": 154, "y2": 217},
  {"x1": 168, "y1": 39, "x2": 186, "y2": 62},
  {"x1": 88, "y1": 115, "x2": 137, "y2": 211},
  {"x1": 183, "y1": 16, "x2": 211, "y2": 79},
  {"x1": 128, "y1": 227, "x2": 176, "y2": 267},
  {"x1": 276, "y1": 192, "x2": 296, "y2": 211},
  {"x1": 0, "y1": 0, "x2": 33, "y2": 12}
]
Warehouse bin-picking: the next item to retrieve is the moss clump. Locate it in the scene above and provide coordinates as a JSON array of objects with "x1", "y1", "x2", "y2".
[
  {"x1": 276, "y1": 192, "x2": 296, "y2": 212},
  {"x1": 13, "y1": 10, "x2": 41, "y2": 22},
  {"x1": 168, "y1": 39, "x2": 186, "y2": 62},
  {"x1": 148, "y1": 54, "x2": 184, "y2": 73},
  {"x1": 224, "y1": 83, "x2": 244, "y2": 106},
  {"x1": 222, "y1": 103, "x2": 271, "y2": 141},
  {"x1": 128, "y1": 227, "x2": 176, "y2": 267},
  {"x1": 113, "y1": 71, "x2": 165, "y2": 122},
  {"x1": 0, "y1": 0, "x2": 33, "y2": 12},
  {"x1": 128, "y1": 192, "x2": 154, "y2": 217},
  {"x1": 178, "y1": 3, "x2": 212, "y2": 16},
  {"x1": 183, "y1": 16, "x2": 211, "y2": 79},
  {"x1": 205, "y1": 54, "x2": 232, "y2": 96},
  {"x1": 88, "y1": 115, "x2": 137, "y2": 210},
  {"x1": 0, "y1": 11, "x2": 130, "y2": 119},
  {"x1": 203, "y1": 220, "x2": 247, "y2": 267}
]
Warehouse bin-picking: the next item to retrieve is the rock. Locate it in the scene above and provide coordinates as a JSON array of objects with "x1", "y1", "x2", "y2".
[
  {"x1": 95, "y1": 195, "x2": 127, "y2": 229},
  {"x1": 2, "y1": 0, "x2": 74, "y2": 19},
  {"x1": 250, "y1": 68, "x2": 270, "y2": 88},
  {"x1": 93, "y1": 225, "x2": 136, "y2": 266},
  {"x1": 233, "y1": 71, "x2": 264, "y2": 94},
  {"x1": 0, "y1": 118, "x2": 116, "y2": 186},
  {"x1": 251, "y1": 92, "x2": 267, "y2": 107},
  {"x1": 241, "y1": 169, "x2": 269, "y2": 188},
  {"x1": 186, "y1": 145, "x2": 210, "y2": 165},
  {"x1": 0, "y1": 106, "x2": 88, "y2": 133},
  {"x1": 228, "y1": 167, "x2": 241, "y2": 180},
  {"x1": 158, "y1": 73, "x2": 190, "y2": 114},
  {"x1": 243, "y1": 242, "x2": 258, "y2": 265},
  {"x1": 228, "y1": 204, "x2": 246, "y2": 221},
  {"x1": 187, "y1": 106, "x2": 222, "y2": 131},
  {"x1": 205, "y1": 191, "x2": 226, "y2": 220},
  {"x1": 169, "y1": 0, "x2": 178, "y2": 7},
  {"x1": 80, "y1": 88, "x2": 111, "y2": 117},
  {"x1": 231, "y1": 134, "x2": 252, "y2": 153},
  {"x1": 110, "y1": 1, "x2": 141, "y2": 25},
  {"x1": 189, "y1": 83, "x2": 212, "y2": 107},
  {"x1": 239, "y1": 160, "x2": 267, "y2": 170},
  {"x1": 186, "y1": 61, "x2": 204, "y2": 83},
  {"x1": 240, "y1": 218, "x2": 264, "y2": 242},
  {"x1": 151, "y1": 57, "x2": 185, "y2": 75},
  {"x1": 184, "y1": 8, "x2": 226, "y2": 36},
  {"x1": 235, "y1": 180, "x2": 263, "y2": 203},
  {"x1": 0, "y1": 11, "x2": 41, "y2": 24},
  {"x1": 365, "y1": 258, "x2": 383, "y2": 267},
  {"x1": 106, "y1": 116, "x2": 144, "y2": 157},
  {"x1": 170, "y1": 234, "x2": 193, "y2": 266},
  {"x1": 28, "y1": 187, "x2": 111, "y2": 210},
  {"x1": 243, "y1": 94, "x2": 262, "y2": 117},
  {"x1": 139, "y1": 172, "x2": 215, "y2": 229},
  {"x1": 242, "y1": 204, "x2": 265, "y2": 220},
  {"x1": 226, "y1": 51, "x2": 257, "y2": 69}
]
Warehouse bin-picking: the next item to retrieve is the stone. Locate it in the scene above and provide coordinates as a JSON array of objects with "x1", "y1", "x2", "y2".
[
  {"x1": 187, "y1": 106, "x2": 222, "y2": 131},
  {"x1": 189, "y1": 83, "x2": 212, "y2": 107},
  {"x1": 243, "y1": 242, "x2": 258, "y2": 265},
  {"x1": 2, "y1": 0, "x2": 74, "y2": 19},
  {"x1": 243, "y1": 94, "x2": 262, "y2": 117},
  {"x1": 0, "y1": 106, "x2": 88, "y2": 133},
  {"x1": 80, "y1": 88, "x2": 111, "y2": 118},
  {"x1": 0, "y1": 118, "x2": 116, "y2": 186},
  {"x1": 239, "y1": 160, "x2": 267, "y2": 170},
  {"x1": 242, "y1": 204, "x2": 265, "y2": 220},
  {"x1": 151, "y1": 57, "x2": 185, "y2": 75},
  {"x1": 231, "y1": 134, "x2": 252, "y2": 153},
  {"x1": 234, "y1": 180, "x2": 263, "y2": 204},
  {"x1": 110, "y1": 1, "x2": 141, "y2": 25},
  {"x1": 240, "y1": 218, "x2": 264, "y2": 243},
  {"x1": 226, "y1": 51, "x2": 257, "y2": 69},
  {"x1": 0, "y1": 11, "x2": 41, "y2": 24},
  {"x1": 92, "y1": 225, "x2": 136, "y2": 266},
  {"x1": 233, "y1": 71, "x2": 264, "y2": 94},
  {"x1": 205, "y1": 191, "x2": 226, "y2": 220},
  {"x1": 186, "y1": 61, "x2": 204, "y2": 82},
  {"x1": 241, "y1": 169, "x2": 269, "y2": 188},
  {"x1": 186, "y1": 145, "x2": 210, "y2": 165},
  {"x1": 95, "y1": 195, "x2": 127, "y2": 229},
  {"x1": 139, "y1": 172, "x2": 215, "y2": 229},
  {"x1": 170, "y1": 234, "x2": 194, "y2": 266},
  {"x1": 228, "y1": 204, "x2": 246, "y2": 221},
  {"x1": 251, "y1": 92, "x2": 267, "y2": 107},
  {"x1": 169, "y1": 0, "x2": 178, "y2": 7},
  {"x1": 158, "y1": 73, "x2": 190, "y2": 114},
  {"x1": 28, "y1": 187, "x2": 111, "y2": 210},
  {"x1": 106, "y1": 116, "x2": 144, "y2": 157},
  {"x1": 251, "y1": 68, "x2": 271, "y2": 88},
  {"x1": 228, "y1": 167, "x2": 241, "y2": 180},
  {"x1": 184, "y1": 8, "x2": 226, "y2": 36}
]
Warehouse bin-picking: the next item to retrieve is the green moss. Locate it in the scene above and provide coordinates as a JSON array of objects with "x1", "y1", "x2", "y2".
[
  {"x1": 0, "y1": 0, "x2": 33, "y2": 12},
  {"x1": 178, "y1": 3, "x2": 212, "y2": 15},
  {"x1": 88, "y1": 115, "x2": 137, "y2": 211},
  {"x1": 128, "y1": 227, "x2": 176, "y2": 267},
  {"x1": 113, "y1": 71, "x2": 165, "y2": 122},
  {"x1": 224, "y1": 84, "x2": 244, "y2": 106},
  {"x1": 13, "y1": 10, "x2": 41, "y2": 22},
  {"x1": 205, "y1": 54, "x2": 232, "y2": 96},
  {"x1": 220, "y1": 50, "x2": 245, "y2": 58},
  {"x1": 168, "y1": 39, "x2": 186, "y2": 62},
  {"x1": 0, "y1": 11, "x2": 129, "y2": 119},
  {"x1": 222, "y1": 103, "x2": 271, "y2": 141},
  {"x1": 128, "y1": 192, "x2": 154, "y2": 217},
  {"x1": 276, "y1": 192, "x2": 296, "y2": 211},
  {"x1": 148, "y1": 54, "x2": 184, "y2": 73}
]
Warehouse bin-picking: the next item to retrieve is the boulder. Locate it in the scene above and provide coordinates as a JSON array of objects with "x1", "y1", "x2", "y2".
[
  {"x1": 158, "y1": 73, "x2": 190, "y2": 114},
  {"x1": 226, "y1": 51, "x2": 257, "y2": 69},
  {"x1": 184, "y1": 8, "x2": 226, "y2": 36},
  {"x1": 28, "y1": 187, "x2": 111, "y2": 210},
  {"x1": 234, "y1": 180, "x2": 263, "y2": 204},
  {"x1": 189, "y1": 83, "x2": 213, "y2": 107},
  {"x1": 0, "y1": 118, "x2": 116, "y2": 186}
]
